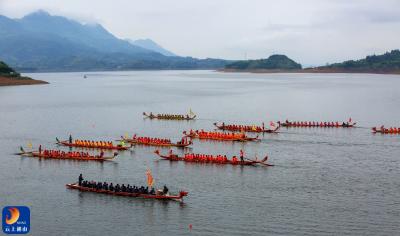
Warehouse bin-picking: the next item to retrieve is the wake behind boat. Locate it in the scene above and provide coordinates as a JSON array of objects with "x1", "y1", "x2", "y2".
[{"x1": 155, "y1": 150, "x2": 273, "y2": 167}]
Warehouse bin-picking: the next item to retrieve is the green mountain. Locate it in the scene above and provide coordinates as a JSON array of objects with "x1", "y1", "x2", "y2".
[
  {"x1": 0, "y1": 60, "x2": 48, "y2": 85},
  {"x1": 225, "y1": 54, "x2": 302, "y2": 70},
  {"x1": 316, "y1": 50, "x2": 400, "y2": 72},
  {"x1": 0, "y1": 11, "x2": 228, "y2": 72}
]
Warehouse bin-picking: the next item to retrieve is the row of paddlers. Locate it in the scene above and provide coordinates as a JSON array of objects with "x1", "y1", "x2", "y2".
[
  {"x1": 18, "y1": 119, "x2": 398, "y2": 162},
  {"x1": 66, "y1": 175, "x2": 188, "y2": 202},
  {"x1": 148, "y1": 112, "x2": 398, "y2": 134},
  {"x1": 17, "y1": 113, "x2": 397, "y2": 202},
  {"x1": 18, "y1": 139, "x2": 271, "y2": 166},
  {"x1": 66, "y1": 182, "x2": 188, "y2": 202}
]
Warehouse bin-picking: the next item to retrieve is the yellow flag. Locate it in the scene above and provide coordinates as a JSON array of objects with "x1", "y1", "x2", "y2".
[
  {"x1": 124, "y1": 132, "x2": 129, "y2": 139},
  {"x1": 146, "y1": 169, "x2": 154, "y2": 187},
  {"x1": 27, "y1": 141, "x2": 32, "y2": 149},
  {"x1": 189, "y1": 108, "x2": 195, "y2": 116}
]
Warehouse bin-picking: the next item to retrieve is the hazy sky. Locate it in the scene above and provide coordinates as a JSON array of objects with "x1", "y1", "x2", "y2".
[{"x1": 1, "y1": 0, "x2": 400, "y2": 65}]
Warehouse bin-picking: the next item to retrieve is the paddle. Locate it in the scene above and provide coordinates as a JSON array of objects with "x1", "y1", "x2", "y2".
[
  {"x1": 244, "y1": 156, "x2": 258, "y2": 162},
  {"x1": 103, "y1": 152, "x2": 119, "y2": 160},
  {"x1": 15, "y1": 146, "x2": 34, "y2": 156},
  {"x1": 245, "y1": 134, "x2": 260, "y2": 141},
  {"x1": 244, "y1": 156, "x2": 274, "y2": 166}
]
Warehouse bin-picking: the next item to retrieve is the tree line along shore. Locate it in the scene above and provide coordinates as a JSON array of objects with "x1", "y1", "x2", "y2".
[
  {"x1": 1, "y1": 49, "x2": 400, "y2": 86},
  {"x1": 221, "y1": 50, "x2": 400, "y2": 74}
]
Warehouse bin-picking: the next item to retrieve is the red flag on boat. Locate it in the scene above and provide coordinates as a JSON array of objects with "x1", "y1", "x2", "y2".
[
  {"x1": 146, "y1": 169, "x2": 154, "y2": 187},
  {"x1": 349, "y1": 117, "x2": 352, "y2": 123}
]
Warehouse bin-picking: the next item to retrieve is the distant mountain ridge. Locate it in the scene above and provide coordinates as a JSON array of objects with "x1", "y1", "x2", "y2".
[
  {"x1": 127, "y1": 39, "x2": 177, "y2": 57},
  {"x1": 0, "y1": 10, "x2": 228, "y2": 71},
  {"x1": 20, "y1": 11, "x2": 152, "y2": 54}
]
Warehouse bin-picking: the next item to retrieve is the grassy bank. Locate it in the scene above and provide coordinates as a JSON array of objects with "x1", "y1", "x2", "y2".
[{"x1": 0, "y1": 76, "x2": 48, "y2": 86}]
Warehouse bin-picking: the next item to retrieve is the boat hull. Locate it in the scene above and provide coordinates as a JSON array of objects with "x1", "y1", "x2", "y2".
[
  {"x1": 280, "y1": 122, "x2": 356, "y2": 128},
  {"x1": 160, "y1": 155, "x2": 255, "y2": 165},
  {"x1": 19, "y1": 151, "x2": 114, "y2": 161},
  {"x1": 372, "y1": 129, "x2": 400, "y2": 134},
  {"x1": 143, "y1": 112, "x2": 196, "y2": 120},
  {"x1": 58, "y1": 140, "x2": 129, "y2": 150},
  {"x1": 66, "y1": 183, "x2": 186, "y2": 201},
  {"x1": 185, "y1": 134, "x2": 258, "y2": 142},
  {"x1": 121, "y1": 138, "x2": 192, "y2": 148},
  {"x1": 214, "y1": 123, "x2": 280, "y2": 133},
  {"x1": 156, "y1": 154, "x2": 273, "y2": 167}
]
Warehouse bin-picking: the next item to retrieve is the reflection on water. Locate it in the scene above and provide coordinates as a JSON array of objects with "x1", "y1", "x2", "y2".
[{"x1": 1, "y1": 70, "x2": 400, "y2": 235}]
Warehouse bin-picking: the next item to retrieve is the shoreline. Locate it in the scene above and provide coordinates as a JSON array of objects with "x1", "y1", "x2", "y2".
[
  {"x1": 0, "y1": 76, "x2": 49, "y2": 86},
  {"x1": 219, "y1": 68, "x2": 400, "y2": 75}
]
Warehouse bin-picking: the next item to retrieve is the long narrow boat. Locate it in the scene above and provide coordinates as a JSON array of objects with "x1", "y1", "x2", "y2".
[
  {"x1": 154, "y1": 150, "x2": 273, "y2": 167},
  {"x1": 214, "y1": 122, "x2": 280, "y2": 133},
  {"x1": 118, "y1": 136, "x2": 192, "y2": 148},
  {"x1": 16, "y1": 147, "x2": 117, "y2": 162},
  {"x1": 183, "y1": 130, "x2": 260, "y2": 142},
  {"x1": 66, "y1": 183, "x2": 188, "y2": 202},
  {"x1": 372, "y1": 127, "x2": 400, "y2": 134},
  {"x1": 56, "y1": 138, "x2": 130, "y2": 150},
  {"x1": 277, "y1": 120, "x2": 356, "y2": 128},
  {"x1": 143, "y1": 112, "x2": 196, "y2": 120}
]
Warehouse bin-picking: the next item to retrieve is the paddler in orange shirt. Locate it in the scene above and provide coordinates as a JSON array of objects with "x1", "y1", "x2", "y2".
[{"x1": 232, "y1": 156, "x2": 238, "y2": 163}]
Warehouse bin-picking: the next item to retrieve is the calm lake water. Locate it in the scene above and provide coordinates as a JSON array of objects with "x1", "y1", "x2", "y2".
[{"x1": 1, "y1": 70, "x2": 399, "y2": 236}]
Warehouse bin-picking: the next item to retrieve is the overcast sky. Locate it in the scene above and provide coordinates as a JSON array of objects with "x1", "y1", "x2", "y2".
[{"x1": 1, "y1": 0, "x2": 400, "y2": 65}]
